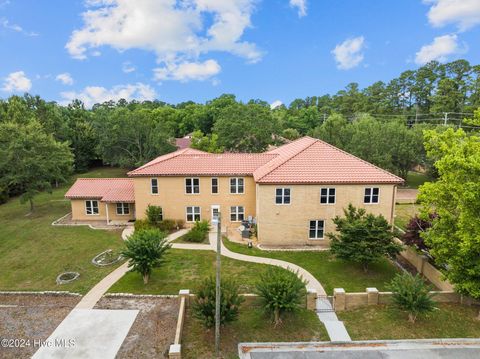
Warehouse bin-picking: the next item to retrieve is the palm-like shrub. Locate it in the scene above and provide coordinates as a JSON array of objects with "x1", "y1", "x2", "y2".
[
  {"x1": 388, "y1": 272, "x2": 435, "y2": 323},
  {"x1": 193, "y1": 276, "x2": 244, "y2": 328},
  {"x1": 121, "y1": 228, "x2": 171, "y2": 284},
  {"x1": 255, "y1": 267, "x2": 306, "y2": 326}
]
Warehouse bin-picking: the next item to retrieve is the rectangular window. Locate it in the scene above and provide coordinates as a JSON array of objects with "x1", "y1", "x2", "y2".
[
  {"x1": 186, "y1": 206, "x2": 201, "y2": 222},
  {"x1": 320, "y1": 188, "x2": 336, "y2": 204},
  {"x1": 364, "y1": 187, "x2": 380, "y2": 204},
  {"x1": 275, "y1": 188, "x2": 291, "y2": 204},
  {"x1": 230, "y1": 206, "x2": 245, "y2": 222},
  {"x1": 116, "y1": 203, "x2": 130, "y2": 215},
  {"x1": 230, "y1": 177, "x2": 244, "y2": 194},
  {"x1": 211, "y1": 178, "x2": 219, "y2": 194},
  {"x1": 151, "y1": 178, "x2": 158, "y2": 194},
  {"x1": 185, "y1": 178, "x2": 200, "y2": 194},
  {"x1": 309, "y1": 220, "x2": 324, "y2": 239},
  {"x1": 85, "y1": 200, "x2": 99, "y2": 215}
]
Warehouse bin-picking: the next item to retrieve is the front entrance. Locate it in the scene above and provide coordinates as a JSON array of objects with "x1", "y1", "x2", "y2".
[{"x1": 211, "y1": 205, "x2": 220, "y2": 230}]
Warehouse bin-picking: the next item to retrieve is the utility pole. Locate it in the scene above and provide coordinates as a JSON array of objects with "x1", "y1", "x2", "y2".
[{"x1": 215, "y1": 212, "x2": 221, "y2": 357}]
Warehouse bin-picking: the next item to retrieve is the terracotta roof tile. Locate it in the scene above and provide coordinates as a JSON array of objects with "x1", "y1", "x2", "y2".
[{"x1": 65, "y1": 178, "x2": 135, "y2": 202}]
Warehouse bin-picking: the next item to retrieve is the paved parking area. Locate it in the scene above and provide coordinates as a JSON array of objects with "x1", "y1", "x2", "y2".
[{"x1": 239, "y1": 339, "x2": 480, "y2": 359}]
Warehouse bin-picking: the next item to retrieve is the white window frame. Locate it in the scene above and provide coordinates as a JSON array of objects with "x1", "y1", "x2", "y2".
[
  {"x1": 186, "y1": 206, "x2": 201, "y2": 222},
  {"x1": 211, "y1": 177, "x2": 219, "y2": 194},
  {"x1": 320, "y1": 188, "x2": 336, "y2": 204},
  {"x1": 85, "y1": 200, "x2": 99, "y2": 216},
  {"x1": 230, "y1": 206, "x2": 245, "y2": 222},
  {"x1": 185, "y1": 177, "x2": 200, "y2": 194},
  {"x1": 151, "y1": 178, "x2": 159, "y2": 195},
  {"x1": 309, "y1": 220, "x2": 325, "y2": 240},
  {"x1": 116, "y1": 203, "x2": 130, "y2": 215},
  {"x1": 230, "y1": 177, "x2": 244, "y2": 194},
  {"x1": 275, "y1": 188, "x2": 291, "y2": 205},
  {"x1": 364, "y1": 187, "x2": 380, "y2": 204}
]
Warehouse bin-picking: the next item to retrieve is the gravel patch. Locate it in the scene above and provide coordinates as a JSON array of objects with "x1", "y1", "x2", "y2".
[
  {"x1": 0, "y1": 294, "x2": 80, "y2": 359},
  {"x1": 95, "y1": 296, "x2": 179, "y2": 358}
]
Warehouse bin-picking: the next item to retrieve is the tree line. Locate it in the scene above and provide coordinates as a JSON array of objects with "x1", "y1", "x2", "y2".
[{"x1": 1, "y1": 59, "x2": 479, "y2": 206}]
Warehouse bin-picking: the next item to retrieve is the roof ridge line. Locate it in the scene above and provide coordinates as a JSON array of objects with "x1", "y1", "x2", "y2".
[
  {"x1": 128, "y1": 149, "x2": 190, "y2": 175},
  {"x1": 314, "y1": 138, "x2": 404, "y2": 182},
  {"x1": 76, "y1": 177, "x2": 131, "y2": 180},
  {"x1": 255, "y1": 137, "x2": 318, "y2": 182}
]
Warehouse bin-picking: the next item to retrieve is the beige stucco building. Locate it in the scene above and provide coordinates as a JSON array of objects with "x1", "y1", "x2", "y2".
[{"x1": 65, "y1": 137, "x2": 403, "y2": 247}]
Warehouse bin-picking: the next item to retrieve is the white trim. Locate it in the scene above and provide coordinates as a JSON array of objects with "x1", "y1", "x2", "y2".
[
  {"x1": 105, "y1": 203, "x2": 109, "y2": 223},
  {"x1": 230, "y1": 205, "x2": 245, "y2": 222},
  {"x1": 275, "y1": 187, "x2": 291, "y2": 205},
  {"x1": 211, "y1": 177, "x2": 219, "y2": 195},
  {"x1": 150, "y1": 178, "x2": 159, "y2": 195},
  {"x1": 116, "y1": 202, "x2": 130, "y2": 215},
  {"x1": 229, "y1": 177, "x2": 245, "y2": 194},
  {"x1": 320, "y1": 187, "x2": 336, "y2": 205},
  {"x1": 364, "y1": 187, "x2": 380, "y2": 204},
  {"x1": 186, "y1": 206, "x2": 201, "y2": 222},
  {"x1": 85, "y1": 200, "x2": 99, "y2": 216},
  {"x1": 185, "y1": 177, "x2": 200, "y2": 195},
  {"x1": 308, "y1": 219, "x2": 325, "y2": 240},
  {"x1": 211, "y1": 204, "x2": 220, "y2": 222}
]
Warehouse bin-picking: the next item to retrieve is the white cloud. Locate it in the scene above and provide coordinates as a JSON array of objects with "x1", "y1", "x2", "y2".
[
  {"x1": 60, "y1": 82, "x2": 156, "y2": 108},
  {"x1": 289, "y1": 0, "x2": 307, "y2": 17},
  {"x1": 66, "y1": 0, "x2": 262, "y2": 68},
  {"x1": 1, "y1": 17, "x2": 38, "y2": 36},
  {"x1": 424, "y1": 0, "x2": 480, "y2": 31},
  {"x1": 2, "y1": 71, "x2": 32, "y2": 92},
  {"x1": 415, "y1": 34, "x2": 465, "y2": 65},
  {"x1": 270, "y1": 100, "x2": 283, "y2": 109},
  {"x1": 331, "y1": 36, "x2": 365, "y2": 70},
  {"x1": 55, "y1": 73, "x2": 74, "y2": 85},
  {"x1": 154, "y1": 59, "x2": 221, "y2": 82},
  {"x1": 122, "y1": 62, "x2": 136, "y2": 73}
]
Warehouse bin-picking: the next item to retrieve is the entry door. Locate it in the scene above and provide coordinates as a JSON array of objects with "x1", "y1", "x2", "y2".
[{"x1": 211, "y1": 205, "x2": 220, "y2": 228}]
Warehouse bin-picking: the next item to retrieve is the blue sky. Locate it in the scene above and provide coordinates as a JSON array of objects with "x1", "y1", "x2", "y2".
[{"x1": 1, "y1": 0, "x2": 480, "y2": 107}]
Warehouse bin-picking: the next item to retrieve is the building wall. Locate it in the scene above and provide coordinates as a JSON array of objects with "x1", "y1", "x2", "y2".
[
  {"x1": 132, "y1": 176, "x2": 257, "y2": 230},
  {"x1": 70, "y1": 199, "x2": 135, "y2": 222},
  {"x1": 256, "y1": 183, "x2": 397, "y2": 247}
]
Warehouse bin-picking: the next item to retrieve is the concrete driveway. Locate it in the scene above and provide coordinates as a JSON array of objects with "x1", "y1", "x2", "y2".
[
  {"x1": 239, "y1": 339, "x2": 480, "y2": 359},
  {"x1": 32, "y1": 309, "x2": 138, "y2": 359}
]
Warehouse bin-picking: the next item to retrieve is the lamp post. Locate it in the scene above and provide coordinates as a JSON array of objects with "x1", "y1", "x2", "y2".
[{"x1": 213, "y1": 212, "x2": 221, "y2": 357}]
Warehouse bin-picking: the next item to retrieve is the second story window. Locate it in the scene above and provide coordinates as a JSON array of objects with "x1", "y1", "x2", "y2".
[
  {"x1": 275, "y1": 188, "x2": 291, "y2": 204},
  {"x1": 151, "y1": 178, "x2": 158, "y2": 194},
  {"x1": 186, "y1": 178, "x2": 200, "y2": 194},
  {"x1": 320, "y1": 188, "x2": 335, "y2": 204},
  {"x1": 211, "y1": 178, "x2": 219, "y2": 194},
  {"x1": 230, "y1": 177, "x2": 244, "y2": 194},
  {"x1": 364, "y1": 187, "x2": 379, "y2": 204}
]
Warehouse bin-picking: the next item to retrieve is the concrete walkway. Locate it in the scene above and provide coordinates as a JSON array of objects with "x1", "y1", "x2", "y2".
[
  {"x1": 76, "y1": 227, "x2": 188, "y2": 309},
  {"x1": 208, "y1": 232, "x2": 351, "y2": 342}
]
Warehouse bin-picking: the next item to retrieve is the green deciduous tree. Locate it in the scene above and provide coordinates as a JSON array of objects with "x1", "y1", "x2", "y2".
[
  {"x1": 121, "y1": 228, "x2": 171, "y2": 284},
  {"x1": 418, "y1": 126, "x2": 480, "y2": 301},
  {"x1": 255, "y1": 267, "x2": 306, "y2": 326},
  {"x1": 190, "y1": 130, "x2": 224, "y2": 153},
  {"x1": 193, "y1": 276, "x2": 244, "y2": 328},
  {"x1": 0, "y1": 120, "x2": 73, "y2": 212},
  {"x1": 388, "y1": 272, "x2": 435, "y2": 323},
  {"x1": 328, "y1": 204, "x2": 402, "y2": 272}
]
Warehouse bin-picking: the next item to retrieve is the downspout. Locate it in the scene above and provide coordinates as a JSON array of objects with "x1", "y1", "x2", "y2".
[
  {"x1": 105, "y1": 203, "x2": 110, "y2": 225},
  {"x1": 390, "y1": 185, "x2": 397, "y2": 226}
]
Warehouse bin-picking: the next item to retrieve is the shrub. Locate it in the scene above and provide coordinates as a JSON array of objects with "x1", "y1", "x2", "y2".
[
  {"x1": 175, "y1": 219, "x2": 185, "y2": 229},
  {"x1": 193, "y1": 276, "x2": 244, "y2": 328},
  {"x1": 328, "y1": 204, "x2": 402, "y2": 272},
  {"x1": 134, "y1": 219, "x2": 153, "y2": 232},
  {"x1": 193, "y1": 220, "x2": 210, "y2": 232},
  {"x1": 157, "y1": 219, "x2": 176, "y2": 232},
  {"x1": 388, "y1": 272, "x2": 435, "y2": 323},
  {"x1": 121, "y1": 228, "x2": 171, "y2": 284},
  {"x1": 183, "y1": 228, "x2": 207, "y2": 243},
  {"x1": 145, "y1": 205, "x2": 163, "y2": 225},
  {"x1": 255, "y1": 267, "x2": 307, "y2": 326}
]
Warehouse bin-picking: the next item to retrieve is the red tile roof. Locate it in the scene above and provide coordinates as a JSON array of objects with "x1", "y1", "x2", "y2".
[
  {"x1": 65, "y1": 178, "x2": 135, "y2": 203},
  {"x1": 175, "y1": 137, "x2": 192, "y2": 149},
  {"x1": 255, "y1": 137, "x2": 404, "y2": 184}
]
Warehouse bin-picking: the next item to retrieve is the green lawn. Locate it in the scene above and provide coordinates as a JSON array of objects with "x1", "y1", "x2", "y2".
[
  {"x1": 338, "y1": 303, "x2": 480, "y2": 340},
  {"x1": 395, "y1": 203, "x2": 419, "y2": 231},
  {"x1": 223, "y1": 239, "x2": 400, "y2": 294},
  {"x1": 109, "y1": 248, "x2": 281, "y2": 294},
  {"x1": 404, "y1": 171, "x2": 429, "y2": 189},
  {"x1": 0, "y1": 167, "x2": 128, "y2": 294},
  {"x1": 182, "y1": 297, "x2": 328, "y2": 359}
]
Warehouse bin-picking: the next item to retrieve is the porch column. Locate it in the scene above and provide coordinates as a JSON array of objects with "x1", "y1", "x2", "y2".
[{"x1": 105, "y1": 203, "x2": 109, "y2": 225}]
